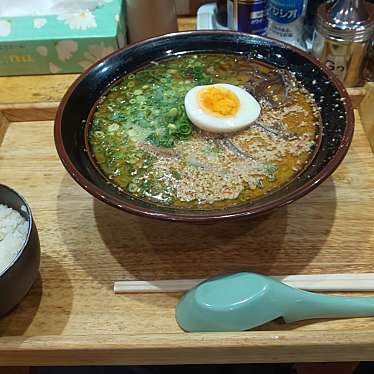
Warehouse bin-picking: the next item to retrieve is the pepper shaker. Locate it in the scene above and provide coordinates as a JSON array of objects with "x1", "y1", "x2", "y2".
[{"x1": 312, "y1": 0, "x2": 374, "y2": 87}]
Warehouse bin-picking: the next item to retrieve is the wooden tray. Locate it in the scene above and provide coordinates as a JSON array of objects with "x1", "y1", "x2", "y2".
[{"x1": 0, "y1": 72, "x2": 374, "y2": 365}]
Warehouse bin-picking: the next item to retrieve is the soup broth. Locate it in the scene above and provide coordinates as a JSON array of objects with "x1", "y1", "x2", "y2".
[{"x1": 89, "y1": 54, "x2": 321, "y2": 209}]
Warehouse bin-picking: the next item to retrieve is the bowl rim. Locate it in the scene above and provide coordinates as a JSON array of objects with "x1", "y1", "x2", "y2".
[
  {"x1": 54, "y1": 30, "x2": 354, "y2": 223},
  {"x1": 0, "y1": 184, "x2": 34, "y2": 277}
]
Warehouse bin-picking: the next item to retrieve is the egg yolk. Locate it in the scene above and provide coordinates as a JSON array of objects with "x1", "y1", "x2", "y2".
[{"x1": 198, "y1": 86, "x2": 240, "y2": 117}]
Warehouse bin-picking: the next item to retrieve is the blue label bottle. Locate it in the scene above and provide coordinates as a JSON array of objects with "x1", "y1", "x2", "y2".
[
  {"x1": 267, "y1": 0, "x2": 308, "y2": 49},
  {"x1": 227, "y1": 0, "x2": 268, "y2": 35}
]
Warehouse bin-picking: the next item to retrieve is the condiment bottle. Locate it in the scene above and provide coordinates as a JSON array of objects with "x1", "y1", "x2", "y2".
[
  {"x1": 266, "y1": 0, "x2": 309, "y2": 50},
  {"x1": 227, "y1": 0, "x2": 268, "y2": 35},
  {"x1": 125, "y1": 0, "x2": 178, "y2": 44},
  {"x1": 312, "y1": 0, "x2": 374, "y2": 87}
]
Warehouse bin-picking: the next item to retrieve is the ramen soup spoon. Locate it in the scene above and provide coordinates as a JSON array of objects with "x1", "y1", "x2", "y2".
[{"x1": 176, "y1": 272, "x2": 374, "y2": 332}]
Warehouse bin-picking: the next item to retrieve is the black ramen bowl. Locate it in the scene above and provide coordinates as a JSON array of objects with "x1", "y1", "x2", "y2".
[
  {"x1": 0, "y1": 185, "x2": 40, "y2": 316},
  {"x1": 55, "y1": 31, "x2": 354, "y2": 223}
]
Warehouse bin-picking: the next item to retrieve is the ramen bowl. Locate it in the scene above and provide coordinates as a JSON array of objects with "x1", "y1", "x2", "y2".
[{"x1": 54, "y1": 31, "x2": 354, "y2": 223}]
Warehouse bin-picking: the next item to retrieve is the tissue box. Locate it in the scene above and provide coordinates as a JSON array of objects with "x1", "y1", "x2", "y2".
[{"x1": 0, "y1": 0, "x2": 126, "y2": 76}]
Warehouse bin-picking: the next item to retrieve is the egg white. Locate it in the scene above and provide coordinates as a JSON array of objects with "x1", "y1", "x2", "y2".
[{"x1": 184, "y1": 83, "x2": 261, "y2": 133}]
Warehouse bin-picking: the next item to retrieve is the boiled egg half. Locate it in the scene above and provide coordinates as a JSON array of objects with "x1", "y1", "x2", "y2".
[{"x1": 184, "y1": 83, "x2": 261, "y2": 133}]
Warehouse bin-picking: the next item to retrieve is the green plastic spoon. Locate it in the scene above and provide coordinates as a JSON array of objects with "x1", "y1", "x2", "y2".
[{"x1": 176, "y1": 272, "x2": 374, "y2": 332}]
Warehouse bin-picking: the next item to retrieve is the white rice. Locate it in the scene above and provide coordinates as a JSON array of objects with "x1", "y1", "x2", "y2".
[{"x1": 0, "y1": 204, "x2": 29, "y2": 275}]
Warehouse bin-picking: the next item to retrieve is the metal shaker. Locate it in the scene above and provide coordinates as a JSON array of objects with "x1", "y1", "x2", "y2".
[{"x1": 312, "y1": 0, "x2": 374, "y2": 87}]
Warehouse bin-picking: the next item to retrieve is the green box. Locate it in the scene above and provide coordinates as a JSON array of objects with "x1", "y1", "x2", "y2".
[{"x1": 0, "y1": 0, "x2": 126, "y2": 76}]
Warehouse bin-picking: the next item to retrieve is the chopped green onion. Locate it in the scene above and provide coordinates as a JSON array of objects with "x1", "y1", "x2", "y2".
[
  {"x1": 167, "y1": 107, "x2": 179, "y2": 119},
  {"x1": 178, "y1": 124, "x2": 192, "y2": 135},
  {"x1": 128, "y1": 183, "x2": 138, "y2": 193}
]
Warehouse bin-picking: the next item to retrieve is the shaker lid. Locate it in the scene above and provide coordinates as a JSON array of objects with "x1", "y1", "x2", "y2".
[{"x1": 316, "y1": 0, "x2": 374, "y2": 42}]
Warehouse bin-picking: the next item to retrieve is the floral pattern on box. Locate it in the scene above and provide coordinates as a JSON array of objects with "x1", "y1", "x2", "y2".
[{"x1": 0, "y1": 0, "x2": 126, "y2": 76}]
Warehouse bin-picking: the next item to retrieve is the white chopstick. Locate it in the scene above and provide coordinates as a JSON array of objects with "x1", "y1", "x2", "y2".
[
  {"x1": 113, "y1": 273, "x2": 374, "y2": 294},
  {"x1": 114, "y1": 279, "x2": 203, "y2": 293}
]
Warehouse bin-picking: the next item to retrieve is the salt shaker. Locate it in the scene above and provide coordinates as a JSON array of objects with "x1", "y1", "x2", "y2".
[{"x1": 312, "y1": 0, "x2": 374, "y2": 87}]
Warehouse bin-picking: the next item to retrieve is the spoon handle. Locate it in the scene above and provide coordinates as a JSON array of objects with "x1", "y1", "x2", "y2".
[{"x1": 284, "y1": 290, "x2": 374, "y2": 323}]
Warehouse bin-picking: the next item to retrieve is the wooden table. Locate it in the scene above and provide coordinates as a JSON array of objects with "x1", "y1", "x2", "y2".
[{"x1": 1, "y1": 17, "x2": 374, "y2": 366}]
